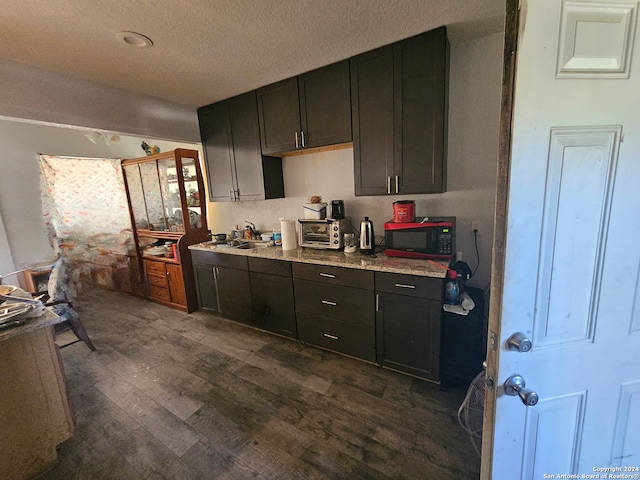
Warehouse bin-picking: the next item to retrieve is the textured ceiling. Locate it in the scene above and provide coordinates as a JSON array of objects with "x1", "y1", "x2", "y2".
[{"x1": 0, "y1": 0, "x2": 504, "y2": 109}]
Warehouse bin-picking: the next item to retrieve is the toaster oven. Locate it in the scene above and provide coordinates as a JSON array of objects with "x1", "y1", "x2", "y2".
[{"x1": 298, "y1": 219, "x2": 348, "y2": 249}]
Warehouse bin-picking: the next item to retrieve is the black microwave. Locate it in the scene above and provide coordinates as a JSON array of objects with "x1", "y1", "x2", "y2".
[{"x1": 384, "y1": 217, "x2": 455, "y2": 259}]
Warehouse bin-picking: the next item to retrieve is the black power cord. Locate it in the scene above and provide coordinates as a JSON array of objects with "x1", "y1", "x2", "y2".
[{"x1": 471, "y1": 229, "x2": 480, "y2": 278}]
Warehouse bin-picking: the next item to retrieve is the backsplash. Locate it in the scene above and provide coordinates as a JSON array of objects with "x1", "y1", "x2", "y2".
[
  {"x1": 208, "y1": 148, "x2": 441, "y2": 235},
  {"x1": 206, "y1": 147, "x2": 495, "y2": 289}
]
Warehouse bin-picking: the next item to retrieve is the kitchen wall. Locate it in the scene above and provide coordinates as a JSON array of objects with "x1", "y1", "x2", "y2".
[
  {"x1": 0, "y1": 118, "x2": 199, "y2": 280},
  {"x1": 207, "y1": 31, "x2": 503, "y2": 290}
]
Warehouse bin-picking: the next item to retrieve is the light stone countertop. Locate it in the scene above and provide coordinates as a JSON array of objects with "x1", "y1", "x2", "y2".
[{"x1": 189, "y1": 241, "x2": 450, "y2": 278}]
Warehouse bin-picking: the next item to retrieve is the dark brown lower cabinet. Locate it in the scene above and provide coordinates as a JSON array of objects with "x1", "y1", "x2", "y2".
[
  {"x1": 191, "y1": 251, "x2": 251, "y2": 324},
  {"x1": 293, "y1": 266, "x2": 375, "y2": 362},
  {"x1": 192, "y1": 251, "x2": 449, "y2": 382},
  {"x1": 375, "y1": 272, "x2": 443, "y2": 382},
  {"x1": 216, "y1": 266, "x2": 252, "y2": 324},
  {"x1": 193, "y1": 263, "x2": 219, "y2": 312},
  {"x1": 250, "y1": 271, "x2": 296, "y2": 338}
]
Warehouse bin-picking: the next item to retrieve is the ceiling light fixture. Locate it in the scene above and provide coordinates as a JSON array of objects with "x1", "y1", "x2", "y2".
[{"x1": 115, "y1": 31, "x2": 153, "y2": 48}]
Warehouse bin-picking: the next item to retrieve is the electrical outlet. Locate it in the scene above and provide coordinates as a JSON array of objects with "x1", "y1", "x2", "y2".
[{"x1": 470, "y1": 220, "x2": 480, "y2": 236}]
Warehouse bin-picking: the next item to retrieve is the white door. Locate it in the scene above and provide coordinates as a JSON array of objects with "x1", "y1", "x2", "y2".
[{"x1": 484, "y1": 0, "x2": 640, "y2": 477}]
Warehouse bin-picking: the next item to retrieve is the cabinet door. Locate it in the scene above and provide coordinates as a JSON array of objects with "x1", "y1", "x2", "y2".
[
  {"x1": 394, "y1": 27, "x2": 447, "y2": 194},
  {"x1": 193, "y1": 263, "x2": 219, "y2": 311},
  {"x1": 257, "y1": 77, "x2": 301, "y2": 154},
  {"x1": 166, "y1": 263, "x2": 186, "y2": 306},
  {"x1": 250, "y1": 272, "x2": 296, "y2": 338},
  {"x1": 198, "y1": 103, "x2": 236, "y2": 202},
  {"x1": 376, "y1": 292, "x2": 441, "y2": 382},
  {"x1": 350, "y1": 46, "x2": 394, "y2": 196},
  {"x1": 228, "y1": 92, "x2": 269, "y2": 201},
  {"x1": 216, "y1": 267, "x2": 252, "y2": 324},
  {"x1": 299, "y1": 60, "x2": 352, "y2": 149}
]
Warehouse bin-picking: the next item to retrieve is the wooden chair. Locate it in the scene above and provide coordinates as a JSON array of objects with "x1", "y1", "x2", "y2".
[{"x1": 45, "y1": 295, "x2": 96, "y2": 351}]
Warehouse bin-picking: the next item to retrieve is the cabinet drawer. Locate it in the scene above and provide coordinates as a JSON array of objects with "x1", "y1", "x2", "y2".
[
  {"x1": 144, "y1": 259, "x2": 166, "y2": 275},
  {"x1": 292, "y1": 263, "x2": 373, "y2": 289},
  {"x1": 190, "y1": 250, "x2": 248, "y2": 270},
  {"x1": 149, "y1": 284, "x2": 171, "y2": 302},
  {"x1": 147, "y1": 273, "x2": 168, "y2": 288},
  {"x1": 375, "y1": 272, "x2": 442, "y2": 300},
  {"x1": 248, "y1": 257, "x2": 291, "y2": 277},
  {"x1": 297, "y1": 312, "x2": 375, "y2": 362},
  {"x1": 294, "y1": 279, "x2": 374, "y2": 327}
]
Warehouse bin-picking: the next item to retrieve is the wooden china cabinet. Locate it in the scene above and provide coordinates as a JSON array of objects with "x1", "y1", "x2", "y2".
[{"x1": 122, "y1": 148, "x2": 210, "y2": 312}]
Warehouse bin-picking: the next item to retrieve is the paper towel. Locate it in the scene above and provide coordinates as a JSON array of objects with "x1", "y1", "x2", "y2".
[{"x1": 280, "y1": 218, "x2": 297, "y2": 250}]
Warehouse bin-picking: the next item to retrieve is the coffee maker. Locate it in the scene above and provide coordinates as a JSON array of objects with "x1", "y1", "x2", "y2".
[{"x1": 330, "y1": 200, "x2": 345, "y2": 219}]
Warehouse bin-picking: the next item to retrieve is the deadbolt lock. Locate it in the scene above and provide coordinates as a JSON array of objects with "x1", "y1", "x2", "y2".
[{"x1": 507, "y1": 332, "x2": 532, "y2": 353}]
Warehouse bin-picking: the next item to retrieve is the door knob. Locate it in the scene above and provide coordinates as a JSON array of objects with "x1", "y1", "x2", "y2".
[
  {"x1": 504, "y1": 375, "x2": 539, "y2": 406},
  {"x1": 507, "y1": 332, "x2": 532, "y2": 353}
]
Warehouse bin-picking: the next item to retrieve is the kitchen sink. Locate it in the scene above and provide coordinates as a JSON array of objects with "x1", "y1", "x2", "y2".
[
  {"x1": 243, "y1": 240, "x2": 271, "y2": 249},
  {"x1": 196, "y1": 239, "x2": 273, "y2": 250}
]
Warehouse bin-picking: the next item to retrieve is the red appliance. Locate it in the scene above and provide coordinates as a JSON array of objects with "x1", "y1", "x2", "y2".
[
  {"x1": 393, "y1": 200, "x2": 415, "y2": 223},
  {"x1": 384, "y1": 217, "x2": 455, "y2": 259}
]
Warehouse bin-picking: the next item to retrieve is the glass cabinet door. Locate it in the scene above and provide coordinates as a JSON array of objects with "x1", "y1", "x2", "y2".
[
  {"x1": 123, "y1": 164, "x2": 150, "y2": 229},
  {"x1": 139, "y1": 161, "x2": 166, "y2": 231},
  {"x1": 180, "y1": 156, "x2": 203, "y2": 230},
  {"x1": 122, "y1": 150, "x2": 206, "y2": 237},
  {"x1": 157, "y1": 157, "x2": 184, "y2": 233}
]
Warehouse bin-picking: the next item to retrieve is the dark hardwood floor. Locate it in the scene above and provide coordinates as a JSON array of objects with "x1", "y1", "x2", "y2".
[{"x1": 38, "y1": 288, "x2": 480, "y2": 479}]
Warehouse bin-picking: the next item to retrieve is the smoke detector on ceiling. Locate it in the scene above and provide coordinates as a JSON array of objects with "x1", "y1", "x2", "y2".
[{"x1": 115, "y1": 31, "x2": 153, "y2": 48}]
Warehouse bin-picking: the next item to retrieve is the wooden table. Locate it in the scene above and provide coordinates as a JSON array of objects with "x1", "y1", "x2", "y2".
[{"x1": 0, "y1": 308, "x2": 74, "y2": 480}]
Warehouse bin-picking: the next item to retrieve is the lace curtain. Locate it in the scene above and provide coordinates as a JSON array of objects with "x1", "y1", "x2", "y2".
[{"x1": 39, "y1": 155, "x2": 141, "y2": 299}]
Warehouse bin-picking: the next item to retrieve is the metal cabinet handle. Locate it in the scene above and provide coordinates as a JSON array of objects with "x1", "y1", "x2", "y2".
[
  {"x1": 395, "y1": 175, "x2": 399, "y2": 194},
  {"x1": 212, "y1": 267, "x2": 221, "y2": 314},
  {"x1": 387, "y1": 176, "x2": 391, "y2": 194},
  {"x1": 295, "y1": 131, "x2": 299, "y2": 149},
  {"x1": 319, "y1": 273, "x2": 335, "y2": 278},
  {"x1": 301, "y1": 130, "x2": 305, "y2": 148},
  {"x1": 376, "y1": 293, "x2": 379, "y2": 312},
  {"x1": 394, "y1": 283, "x2": 416, "y2": 289},
  {"x1": 323, "y1": 333, "x2": 339, "y2": 340},
  {"x1": 321, "y1": 300, "x2": 337, "y2": 306},
  {"x1": 504, "y1": 375, "x2": 539, "y2": 407}
]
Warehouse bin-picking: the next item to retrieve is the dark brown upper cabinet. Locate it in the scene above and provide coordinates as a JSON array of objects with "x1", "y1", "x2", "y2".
[
  {"x1": 351, "y1": 27, "x2": 448, "y2": 196},
  {"x1": 198, "y1": 91, "x2": 284, "y2": 202},
  {"x1": 257, "y1": 60, "x2": 352, "y2": 155}
]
